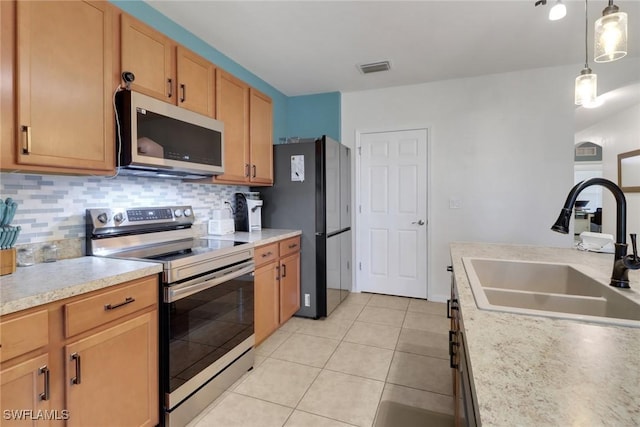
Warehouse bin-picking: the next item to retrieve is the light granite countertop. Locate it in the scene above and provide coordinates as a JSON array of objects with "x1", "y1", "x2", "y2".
[
  {"x1": 1, "y1": 229, "x2": 300, "y2": 317},
  {"x1": 0, "y1": 257, "x2": 162, "y2": 316},
  {"x1": 202, "y1": 229, "x2": 301, "y2": 246},
  {"x1": 450, "y1": 242, "x2": 640, "y2": 426}
]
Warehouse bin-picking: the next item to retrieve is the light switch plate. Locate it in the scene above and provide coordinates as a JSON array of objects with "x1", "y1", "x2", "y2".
[{"x1": 449, "y1": 198, "x2": 462, "y2": 209}]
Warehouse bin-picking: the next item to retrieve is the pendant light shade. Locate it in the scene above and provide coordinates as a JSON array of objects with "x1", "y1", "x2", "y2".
[
  {"x1": 575, "y1": 0, "x2": 597, "y2": 106},
  {"x1": 575, "y1": 68, "x2": 598, "y2": 105},
  {"x1": 594, "y1": 5, "x2": 628, "y2": 63},
  {"x1": 549, "y1": 0, "x2": 567, "y2": 20}
]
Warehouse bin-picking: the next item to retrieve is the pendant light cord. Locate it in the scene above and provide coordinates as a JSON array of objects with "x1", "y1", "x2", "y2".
[{"x1": 584, "y1": 0, "x2": 589, "y2": 68}]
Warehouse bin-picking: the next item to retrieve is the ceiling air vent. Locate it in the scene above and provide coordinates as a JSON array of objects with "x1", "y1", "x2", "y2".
[
  {"x1": 358, "y1": 61, "x2": 391, "y2": 74},
  {"x1": 576, "y1": 146, "x2": 597, "y2": 157}
]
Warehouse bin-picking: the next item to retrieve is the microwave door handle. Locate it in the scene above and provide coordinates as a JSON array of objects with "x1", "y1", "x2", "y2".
[{"x1": 165, "y1": 263, "x2": 254, "y2": 302}]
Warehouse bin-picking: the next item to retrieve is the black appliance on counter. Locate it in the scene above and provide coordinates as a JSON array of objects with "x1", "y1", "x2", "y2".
[
  {"x1": 86, "y1": 206, "x2": 255, "y2": 427},
  {"x1": 257, "y1": 135, "x2": 352, "y2": 318}
]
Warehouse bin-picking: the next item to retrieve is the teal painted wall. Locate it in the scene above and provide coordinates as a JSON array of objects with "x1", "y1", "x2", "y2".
[
  {"x1": 287, "y1": 92, "x2": 341, "y2": 142},
  {"x1": 110, "y1": 0, "x2": 288, "y2": 143}
]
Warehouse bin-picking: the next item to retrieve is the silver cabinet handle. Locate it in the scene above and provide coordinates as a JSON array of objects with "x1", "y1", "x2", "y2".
[
  {"x1": 70, "y1": 353, "x2": 81, "y2": 385},
  {"x1": 180, "y1": 84, "x2": 186, "y2": 103},
  {"x1": 167, "y1": 78, "x2": 173, "y2": 98},
  {"x1": 412, "y1": 220, "x2": 425, "y2": 226}
]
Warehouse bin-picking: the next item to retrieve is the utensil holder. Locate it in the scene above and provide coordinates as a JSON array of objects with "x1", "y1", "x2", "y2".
[{"x1": 0, "y1": 248, "x2": 17, "y2": 275}]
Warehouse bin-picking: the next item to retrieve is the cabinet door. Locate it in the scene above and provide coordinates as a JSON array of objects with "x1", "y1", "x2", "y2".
[
  {"x1": 65, "y1": 312, "x2": 158, "y2": 427},
  {"x1": 15, "y1": 0, "x2": 114, "y2": 171},
  {"x1": 121, "y1": 14, "x2": 174, "y2": 102},
  {"x1": 1, "y1": 354, "x2": 51, "y2": 427},
  {"x1": 279, "y1": 252, "x2": 300, "y2": 324},
  {"x1": 214, "y1": 69, "x2": 250, "y2": 183},
  {"x1": 254, "y1": 262, "x2": 279, "y2": 346},
  {"x1": 248, "y1": 88, "x2": 273, "y2": 185},
  {"x1": 176, "y1": 46, "x2": 215, "y2": 117}
]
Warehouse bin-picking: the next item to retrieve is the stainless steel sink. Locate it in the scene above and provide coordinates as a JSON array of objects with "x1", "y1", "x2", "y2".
[{"x1": 462, "y1": 257, "x2": 640, "y2": 328}]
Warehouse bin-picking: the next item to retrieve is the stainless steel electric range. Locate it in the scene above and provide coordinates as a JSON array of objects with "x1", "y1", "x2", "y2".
[{"x1": 86, "y1": 206, "x2": 255, "y2": 427}]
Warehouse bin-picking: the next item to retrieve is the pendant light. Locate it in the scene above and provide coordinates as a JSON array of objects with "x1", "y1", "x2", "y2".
[
  {"x1": 594, "y1": 0, "x2": 628, "y2": 62},
  {"x1": 549, "y1": 0, "x2": 567, "y2": 21},
  {"x1": 576, "y1": 0, "x2": 597, "y2": 105}
]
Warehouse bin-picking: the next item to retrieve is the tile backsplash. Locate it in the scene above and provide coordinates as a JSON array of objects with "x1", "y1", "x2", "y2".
[{"x1": 0, "y1": 172, "x2": 248, "y2": 246}]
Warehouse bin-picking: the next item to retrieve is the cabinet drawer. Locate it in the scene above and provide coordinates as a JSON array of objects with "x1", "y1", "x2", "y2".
[
  {"x1": 64, "y1": 275, "x2": 158, "y2": 338},
  {"x1": 0, "y1": 309, "x2": 48, "y2": 362},
  {"x1": 254, "y1": 243, "x2": 278, "y2": 267},
  {"x1": 279, "y1": 236, "x2": 301, "y2": 257}
]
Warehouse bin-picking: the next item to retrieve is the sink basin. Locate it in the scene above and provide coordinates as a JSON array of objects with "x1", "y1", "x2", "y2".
[{"x1": 462, "y1": 257, "x2": 640, "y2": 328}]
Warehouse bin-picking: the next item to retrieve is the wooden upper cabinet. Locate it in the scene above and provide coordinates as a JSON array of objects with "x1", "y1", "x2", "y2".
[
  {"x1": 176, "y1": 46, "x2": 215, "y2": 117},
  {"x1": 15, "y1": 0, "x2": 115, "y2": 171},
  {"x1": 120, "y1": 14, "x2": 174, "y2": 102},
  {"x1": 120, "y1": 15, "x2": 215, "y2": 117},
  {"x1": 249, "y1": 88, "x2": 274, "y2": 185},
  {"x1": 214, "y1": 69, "x2": 250, "y2": 183}
]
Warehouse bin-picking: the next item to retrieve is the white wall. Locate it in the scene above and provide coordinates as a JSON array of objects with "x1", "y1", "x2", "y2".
[
  {"x1": 342, "y1": 62, "x2": 638, "y2": 302},
  {"x1": 575, "y1": 103, "x2": 640, "y2": 241}
]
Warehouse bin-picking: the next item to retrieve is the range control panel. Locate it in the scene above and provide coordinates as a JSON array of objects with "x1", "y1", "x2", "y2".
[{"x1": 86, "y1": 206, "x2": 194, "y2": 235}]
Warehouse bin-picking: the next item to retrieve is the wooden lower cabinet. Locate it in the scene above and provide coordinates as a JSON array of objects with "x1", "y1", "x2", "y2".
[
  {"x1": 0, "y1": 275, "x2": 158, "y2": 427},
  {"x1": 254, "y1": 262, "x2": 280, "y2": 346},
  {"x1": 254, "y1": 236, "x2": 301, "y2": 346},
  {"x1": 65, "y1": 312, "x2": 157, "y2": 427},
  {"x1": 279, "y1": 252, "x2": 301, "y2": 324},
  {"x1": 0, "y1": 354, "x2": 52, "y2": 426}
]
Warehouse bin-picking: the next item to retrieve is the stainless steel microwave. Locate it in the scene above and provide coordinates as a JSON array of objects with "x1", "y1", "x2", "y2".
[{"x1": 115, "y1": 90, "x2": 224, "y2": 179}]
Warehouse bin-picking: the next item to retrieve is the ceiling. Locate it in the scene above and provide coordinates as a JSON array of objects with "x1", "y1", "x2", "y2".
[{"x1": 146, "y1": 0, "x2": 639, "y2": 97}]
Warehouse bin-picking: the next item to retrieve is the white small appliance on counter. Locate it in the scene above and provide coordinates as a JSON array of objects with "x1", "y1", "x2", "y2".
[
  {"x1": 208, "y1": 208, "x2": 235, "y2": 235},
  {"x1": 235, "y1": 192, "x2": 262, "y2": 232}
]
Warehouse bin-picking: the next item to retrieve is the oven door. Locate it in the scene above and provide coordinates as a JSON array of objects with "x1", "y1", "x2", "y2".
[{"x1": 161, "y1": 259, "x2": 255, "y2": 412}]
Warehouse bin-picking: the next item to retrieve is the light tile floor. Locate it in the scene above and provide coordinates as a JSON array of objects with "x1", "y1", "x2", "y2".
[{"x1": 188, "y1": 293, "x2": 453, "y2": 427}]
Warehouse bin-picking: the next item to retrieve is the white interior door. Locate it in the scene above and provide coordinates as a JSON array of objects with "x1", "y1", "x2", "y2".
[{"x1": 357, "y1": 129, "x2": 428, "y2": 299}]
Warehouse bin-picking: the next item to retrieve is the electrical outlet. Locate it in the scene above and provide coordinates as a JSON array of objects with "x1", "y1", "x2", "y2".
[{"x1": 304, "y1": 294, "x2": 311, "y2": 307}]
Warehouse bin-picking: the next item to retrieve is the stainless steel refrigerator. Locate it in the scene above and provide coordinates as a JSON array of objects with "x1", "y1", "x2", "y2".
[{"x1": 257, "y1": 136, "x2": 351, "y2": 319}]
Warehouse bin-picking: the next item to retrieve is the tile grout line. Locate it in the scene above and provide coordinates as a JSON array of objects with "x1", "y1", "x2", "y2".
[
  {"x1": 197, "y1": 296, "x2": 449, "y2": 426},
  {"x1": 371, "y1": 302, "x2": 410, "y2": 427},
  {"x1": 283, "y1": 306, "x2": 360, "y2": 426}
]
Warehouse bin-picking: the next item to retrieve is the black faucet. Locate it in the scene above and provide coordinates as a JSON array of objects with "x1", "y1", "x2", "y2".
[{"x1": 551, "y1": 177, "x2": 640, "y2": 289}]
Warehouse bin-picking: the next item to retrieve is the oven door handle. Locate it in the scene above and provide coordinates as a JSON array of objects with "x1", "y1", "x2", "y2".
[{"x1": 165, "y1": 262, "x2": 254, "y2": 302}]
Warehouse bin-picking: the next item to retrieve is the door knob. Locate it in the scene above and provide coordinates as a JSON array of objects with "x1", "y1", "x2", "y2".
[{"x1": 412, "y1": 220, "x2": 425, "y2": 226}]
